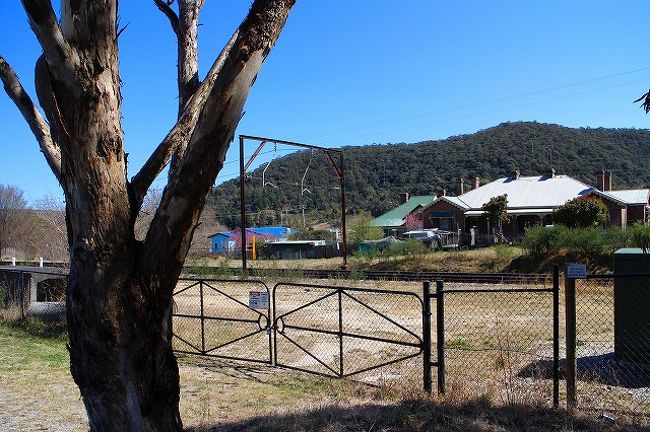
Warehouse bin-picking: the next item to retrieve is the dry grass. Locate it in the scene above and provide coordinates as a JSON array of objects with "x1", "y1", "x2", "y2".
[
  {"x1": 185, "y1": 246, "x2": 526, "y2": 274},
  {"x1": 198, "y1": 398, "x2": 650, "y2": 432},
  {"x1": 1, "y1": 318, "x2": 648, "y2": 432}
]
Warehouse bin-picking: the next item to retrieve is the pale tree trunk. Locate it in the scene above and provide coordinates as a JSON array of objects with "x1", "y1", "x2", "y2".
[{"x1": 1, "y1": 1, "x2": 295, "y2": 430}]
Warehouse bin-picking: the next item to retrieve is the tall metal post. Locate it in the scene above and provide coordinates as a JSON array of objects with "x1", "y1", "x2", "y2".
[
  {"x1": 340, "y1": 152, "x2": 348, "y2": 269},
  {"x1": 199, "y1": 280, "x2": 206, "y2": 354},
  {"x1": 422, "y1": 281, "x2": 432, "y2": 393},
  {"x1": 565, "y1": 267, "x2": 577, "y2": 410},
  {"x1": 239, "y1": 136, "x2": 248, "y2": 272},
  {"x1": 338, "y1": 288, "x2": 344, "y2": 377},
  {"x1": 552, "y1": 264, "x2": 560, "y2": 408},
  {"x1": 436, "y1": 280, "x2": 446, "y2": 395}
]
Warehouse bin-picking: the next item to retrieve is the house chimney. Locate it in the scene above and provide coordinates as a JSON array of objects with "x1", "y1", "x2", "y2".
[
  {"x1": 598, "y1": 170, "x2": 605, "y2": 191},
  {"x1": 475, "y1": 176, "x2": 480, "y2": 189},
  {"x1": 399, "y1": 192, "x2": 410, "y2": 204},
  {"x1": 513, "y1": 168, "x2": 520, "y2": 180},
  {"x1": 598, "y1": 170, "x2": 613, "y2": 191},
  {"x1": 460, "y1": 177, "x2": 465, "y2": 195},
  {"x1": 550, "y1": 167, "x2": 556, "y2": 178},
  {"x1": 605, "y1": 171, "x2": 612, "y2": 191},
  {"x1": 443, "y1": 188, "x2": 447, "y2": 197}
]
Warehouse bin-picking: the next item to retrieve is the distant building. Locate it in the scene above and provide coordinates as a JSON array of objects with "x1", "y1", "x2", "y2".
[
  {"x1": 371, "y1": 193, "x2": 437, "y2": 237},
  {"x1": 208, "y1": 226, "x2": 297, "y2": 254},
  {"x1": 417, "y1": 170, "x2": 649, "y2": 242}
]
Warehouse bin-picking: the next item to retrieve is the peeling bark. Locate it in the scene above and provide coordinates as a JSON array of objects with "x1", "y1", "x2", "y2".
[{"x1": 4, "y1": 1, "x2": 296, "y2": 431}]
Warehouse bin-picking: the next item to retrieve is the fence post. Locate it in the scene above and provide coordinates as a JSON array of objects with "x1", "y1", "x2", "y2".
[
  {"x1": 338, "y1": 288, "x2": 344, "y2": 377},
  {"x1": 436, "y1": 280, "x2": 446, "y2": 395},
  {"x1": 565, "y1": 267, "x2": 577, "y2": 410},
  {"x1": 422, "y1": 281, "x2": 432, "y2": 393},
  {"x1": 199, "y1": 280, "x2": 206, "y2": 354},
  {"x1": 552, "y1": 264, "x2": 560, "y2": 408}
]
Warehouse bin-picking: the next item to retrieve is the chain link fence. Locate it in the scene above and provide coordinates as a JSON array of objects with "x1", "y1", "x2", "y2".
[
  {"x1": 575, "y1": 275, "x2": 650, "y2": 422},
  {"x1": 440, "y1": 279, "x2": 558, "y2": 405},
  {"x1": 3, "y1": 266, "x2": 650, "y2": 421}
]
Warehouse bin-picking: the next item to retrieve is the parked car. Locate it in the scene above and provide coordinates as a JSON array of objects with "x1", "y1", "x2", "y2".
[{"x1": 402, "y1": 229, "x2": 450, "y2": 249}]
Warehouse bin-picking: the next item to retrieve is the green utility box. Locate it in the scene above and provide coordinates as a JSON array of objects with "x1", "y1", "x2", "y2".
[{"x1": 613, "y1": 248, "x2": 650, "y2": 364}]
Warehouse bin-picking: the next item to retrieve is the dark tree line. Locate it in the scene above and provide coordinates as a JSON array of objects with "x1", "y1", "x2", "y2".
[{"x1": 213, "y1": 121, "x2": 650, "y2": 228}]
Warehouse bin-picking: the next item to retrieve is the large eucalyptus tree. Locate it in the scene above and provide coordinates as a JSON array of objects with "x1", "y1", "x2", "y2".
[{"x1": 0, "y1": 1, "x2": 295, "y2": 430}]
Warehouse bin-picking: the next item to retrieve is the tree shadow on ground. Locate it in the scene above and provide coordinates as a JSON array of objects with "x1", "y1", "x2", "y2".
[
  {"x1": 519, "y1": 353, "x2": 650, "y2": 388},
  {"x1": 187, "y1": 398, "x2": 650, "y2": 432}
]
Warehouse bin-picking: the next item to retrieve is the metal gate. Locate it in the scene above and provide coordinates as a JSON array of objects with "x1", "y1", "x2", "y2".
[
  {"x1": 272, "y1": 282, "x2": 428, "y2": 385},
  {"x1": 172, "y1": 278, "x2": 272, "y2": 364},
  {"x1": 170, "y1": 276, "x2": 559, "y2": 401}
]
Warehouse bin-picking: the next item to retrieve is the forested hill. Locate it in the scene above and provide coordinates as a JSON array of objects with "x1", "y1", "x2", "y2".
[{"x1": 212, "y1": 122, "x2": 650, "y2": 228}]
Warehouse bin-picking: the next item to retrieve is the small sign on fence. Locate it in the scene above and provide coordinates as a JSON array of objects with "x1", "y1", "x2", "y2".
[
  {"x1": 249, "y1": 291, "x2": 269, "y2": 310},
  {"x1": 566, "y1": 263, "x2": 587, "y2": 279}
]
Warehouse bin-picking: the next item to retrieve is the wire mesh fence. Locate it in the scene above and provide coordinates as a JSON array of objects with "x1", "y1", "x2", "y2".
[
  {"x1": 4, "y1": 265, "x2": 650, "y2": 420},
  {"x1": 440, "y1": 280, "x2": 558, "y2": 406},
  {"x1": 575, "y1": 275, "x2": 650, "y2": 422}
]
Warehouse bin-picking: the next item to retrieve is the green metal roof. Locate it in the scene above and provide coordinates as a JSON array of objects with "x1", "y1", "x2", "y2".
[{"x1": 372, "y1": 195, "x2": 437, "y2": 228}]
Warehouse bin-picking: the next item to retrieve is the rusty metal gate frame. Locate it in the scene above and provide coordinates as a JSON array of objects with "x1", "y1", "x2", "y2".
[
  {"x1": 272, "y1": 281, "x2": 432, "y2": 382},
  {"x1": 172, "y1": 278, "x2": 272, "y2": 364}
]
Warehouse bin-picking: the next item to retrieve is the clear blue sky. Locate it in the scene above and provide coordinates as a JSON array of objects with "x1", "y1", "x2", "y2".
[{"x1": 2, "y1": 1, "x2": 650, "y2": 203}]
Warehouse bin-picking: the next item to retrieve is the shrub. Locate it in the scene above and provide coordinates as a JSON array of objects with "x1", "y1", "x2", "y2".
[
  {"x1": 482, "y1": 194, "x2": 509, "y2": 231},
  {"x1": 521, "y1": 225, "x2": 563, "y2": 256},
  {"x1": 552, "y1": 198, "x2": 608, "y2": 228},
  {"x1": 628, "y1": 222, "x2": 650, "y2": 252},
  {"x1": 389, "y1": 239, "x2": 428, "y2": 258},
  {"x1": 522, "y1": 225, "x2": 632, "y2": 266}
]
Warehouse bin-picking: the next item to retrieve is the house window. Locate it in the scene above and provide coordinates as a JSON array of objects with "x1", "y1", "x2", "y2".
[
  {"x1": 429, "y1": 211, "x2": 455, "y2": 231},
  {"x1": 432, "y1": 218, "x2": 453, "y2": 231}
]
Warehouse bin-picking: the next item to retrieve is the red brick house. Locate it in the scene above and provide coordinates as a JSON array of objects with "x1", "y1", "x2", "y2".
[{"x1": 416, "y1": 170, "x2": 649, "y2": 243}]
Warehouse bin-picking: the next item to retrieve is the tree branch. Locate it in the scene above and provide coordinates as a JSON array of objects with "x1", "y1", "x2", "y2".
[
  {"x1": 130, "y1": 30, "x2": 240, "y2": 207},
  {"x1": 157, "y1": 0, "x2": 205, "y2": 181},
  {"x1": 153, "y1": 0, "x2": 179, "y2": 34},
  {"x1": 20, "y1": 0, "x2": 80, "y2": 90},
  {"x1": 0, "y1": 55, "x2": 62, "y2": 183},
  {"x1": 140, "y1": 0, "x2": 296, "y2": 276},
  {"x1": 635, "y1": 89, "x2": 650, "y2": 114}
]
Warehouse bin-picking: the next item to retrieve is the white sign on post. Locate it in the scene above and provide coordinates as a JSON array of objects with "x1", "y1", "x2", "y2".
[
  {"x1": 567, "y1": 263, "x2": 587, "y2": 279},
  {"x1": 249, "y1": 291, "x2": 269, "y2": 310}
]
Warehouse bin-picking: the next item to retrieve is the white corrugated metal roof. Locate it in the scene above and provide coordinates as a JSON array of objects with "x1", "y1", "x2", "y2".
[
  {"x1": 465, "y1": 208, "x2": 555, "y2": 216},
  {"x1": 441, "y1": 196, "x2": 470, "y2": 209},
  {"x1": 458, "y1": 175, "x2": 593, "y2": 209},
  {"x1": 598, "y1": 189, "x2": 649, "y2": 205}
]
